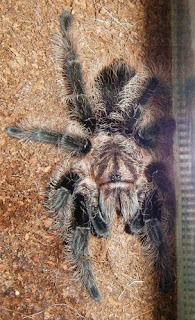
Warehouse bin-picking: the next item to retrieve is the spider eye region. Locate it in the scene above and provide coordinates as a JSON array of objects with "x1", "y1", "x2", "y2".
[{"x1": 110, "y1": 174, "x2": 121, "y2": 182}]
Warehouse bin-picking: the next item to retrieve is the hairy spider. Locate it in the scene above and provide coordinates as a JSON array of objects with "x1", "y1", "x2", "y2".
[{"x1": 6, "y1": 12, "x2": 176, "y2": 302}]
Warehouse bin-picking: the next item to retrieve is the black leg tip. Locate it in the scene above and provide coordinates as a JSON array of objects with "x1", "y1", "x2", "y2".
[
  {"x1": 6, "y1": 126, "x2": 23, "y2": 138},
  {"x1": 125, "y1": 222, "x2": 143, "y2": 235},
  {"x1": 159, "y1": 271, "x2": 174, "y2": 293},
  {"x1": 125, "y1": 223, "x2": 134, "y2": 234},
  {"x1": 60, "y1": 11, "x2": 74, "y2": 32},
  {"x1": 93, "y1": 223, "x2": 110, "y2": 238},
  {"x1": 91, "y1": 214, "x2": 110, "y2": 238},
  {"x1": 89, "y1": 285, "x2": 102, "y2": 303}
]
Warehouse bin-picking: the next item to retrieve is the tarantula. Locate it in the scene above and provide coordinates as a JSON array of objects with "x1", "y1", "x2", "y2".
[{"x1": 6, "y1": 12, "x2": 176, "y2": 302}]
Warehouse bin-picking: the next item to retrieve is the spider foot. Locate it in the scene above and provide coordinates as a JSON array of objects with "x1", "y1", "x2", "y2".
[
  {"x1": 159, "y1": 269, "x2": 174, "y2": 293},
  {"x1": 125, "y1": 210, "x2": 144, "y2": 235},
  {"x1": 125, "y1": 222, "x2": 143, "y2": 235},
  {"x1": 90, "y1": 211, "x2": 110, "y2": 238},
  {"x1": 83, "y1": 260, "x2": 102, "y2": 302},
  {"x1": 155, "y1": 243, "x2": 174, "y2": 293},
  {"x1": 6, "y1": 126, "x2": 24, "y2": 139},
  {"x1": 60, "y1": 11, "x2": 73, "y2": 32}
]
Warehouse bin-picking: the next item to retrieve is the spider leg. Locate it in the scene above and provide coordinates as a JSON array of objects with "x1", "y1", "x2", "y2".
[
  {"x1": 134, "y1": 118, "x2": 176, "y2": 149},
  {"x1": 77, "y1": 180, "x2": 110, "y2": 237},
  {"x1": 59, "y1": 12, "x2": 96, "y2": 133},
  {"x1": 142, "y1": 189, "x2": 174, "y2": 292},
  {"x1": 145, "y1": 162, "x2": 176, "y2": 231},
  {"x1": 136, "y1": 77, "x2": 159, "y2": 106},
  {"x1": 101, "y1": 74, "x2": 160, "y2": 135},
  {"x1": 123, "y1": 77, "x2": 159, "y2": 141},
  {"x1": 145, "y1": 162, "x2": 173, "y2": 192},
  {"x1": 6, "y1": 126, "x2": 91, "y2": 156},
  {"x1": 95, "y1": 60, "x2": 136, "y2": 115},
  {"x1": 72, "y1": 187, "x2": 110, "y2": 301},
  {"x1": 121, "y1": 76, "x2": 175, "y2": 139},
  {"x1": 119, "y1": 72, "x2": 160, "y2": 110},
  {"x1": 88, "y1": 200, "x2": 110, "y2": 238},
  {"x1": 51, "y1": 169, "x2": 110, "y2": 238},
  {"x1": 120, "y1": 76, "x2": 160, "y2": 134},
  {"x1": 48, "y1": 171, "x2": 109, "y2": 301},
  {"x1": 46, "y1": 171, "x2": 79, "y2": 234},
  {"x1": 72, "y1": 192, "x2": 102, "y2": 302},
  {"x1": 51, "y1": 175, "x2": 102, "y2": 302},
  {"x1": 95, "y1": 61, "x2": 139, "y2": 134},
  {"x1": 125, "y1": 209, "x2": 144, "y2": 235}
]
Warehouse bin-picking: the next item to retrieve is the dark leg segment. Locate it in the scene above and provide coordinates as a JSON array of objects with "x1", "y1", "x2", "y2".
[
  {"x1": 134, "y1": 118, "x2": 176, "y2": 149},
  {"x1": 46, "y1": 172, "x2": 80, "y2": 230},
  {"x1": 125, "y1": 210, "x2": 144, "y2": 235},
  {"x1": 60, "y1": 12, "x2": 96, "y2": 133},
  {"x1": 88, "y1": 205, "x2": 110, "y2": 238},
  {"x1": 73, "y1": 193, "x2": 102, "y2": 302},
  {"x1": 50, "y1": 171, "x2": 79, "y2": 210},
  {"x1": 96, "y1": 60, "x2": 136, "y2": 114},
  {"x1": 95, "y1": 61, "x2": 138, "y2": 134},
  {"x1": 145, "y1": 162, "x2": 173, "y2": 192},
  {"x1": 142, "y1": 190, "x2": 174, "y2": 292},
  {"x1": 110, "y1": 76, "x2": 171, "y2": 138},
  {"x1": 60, "y1": 12, "x2": 84, "y2": 95},
  {"x1": 120, "y1": 77, "x2": 159, "y2": 137},
  {"x1": 137, "y1": 77, "x2": 159, "y2": 106},
  {"x1": 53, "y1": 187, "x2": 70, "y2": 212},
  {"x1": 76, "y1": 180, "x2": 110, "y2": 238},
  {"x1": 145, "y1": 161, "x2": 176, "y2": 231},
  {"x1": 6, "y1": 126, "x2": 91, "y2": 155}
]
